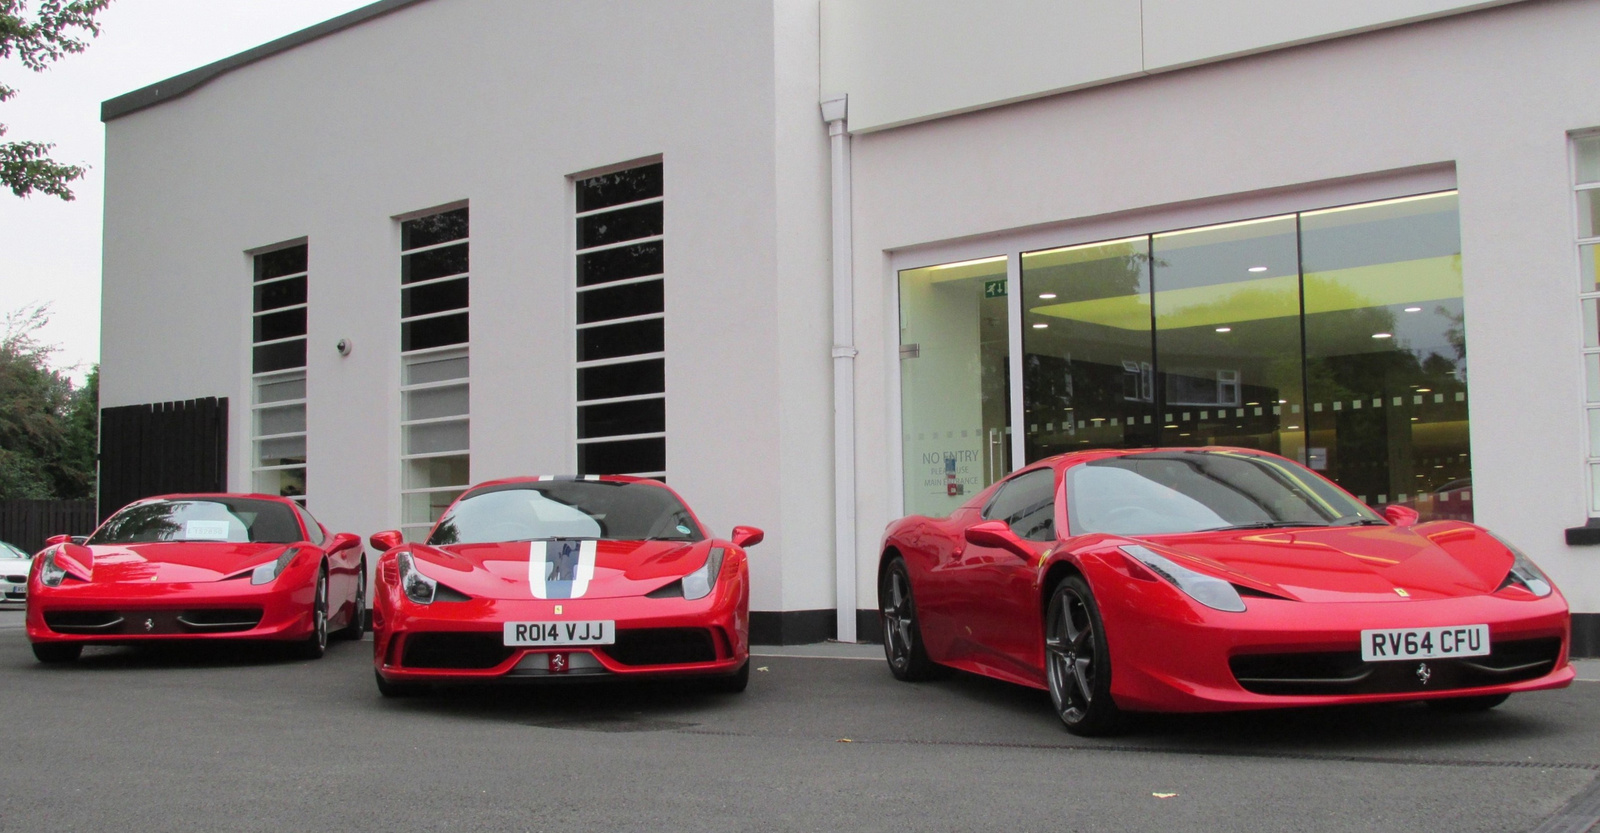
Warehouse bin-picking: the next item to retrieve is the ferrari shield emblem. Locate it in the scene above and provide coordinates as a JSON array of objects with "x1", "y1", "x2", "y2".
[
  {"x1": 143, "y1": 618, "x2": 155, "y2": 632},
  {"x1": 553, "y1": 604, "x2": 563, "y2": 615},
  {"x1": 1415, "y1": 663, "x2": 1432, "y2": 685}
]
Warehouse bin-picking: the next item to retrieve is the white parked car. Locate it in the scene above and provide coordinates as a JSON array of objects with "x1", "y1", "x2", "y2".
[{"x1": 0, "y1": 541, "x2": 32, "y2": 605}]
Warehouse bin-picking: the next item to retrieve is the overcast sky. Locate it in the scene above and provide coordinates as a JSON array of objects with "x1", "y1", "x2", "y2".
[{"x1": 0, "y1": 0, "x2": 376, "y2": 382}]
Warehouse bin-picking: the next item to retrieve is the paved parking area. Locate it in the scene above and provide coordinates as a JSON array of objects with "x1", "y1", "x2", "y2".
[{"x1": 2, "y1": 608, "x2": 1598, "y2": 833}]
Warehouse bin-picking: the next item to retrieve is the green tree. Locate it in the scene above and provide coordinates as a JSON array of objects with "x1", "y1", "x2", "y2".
[
  {"x1": 0, "y1": 0, "x2": 113, "y2": 200},
  {"x1": 0, "y1": 304, "x2": 95, "y2": 499}
]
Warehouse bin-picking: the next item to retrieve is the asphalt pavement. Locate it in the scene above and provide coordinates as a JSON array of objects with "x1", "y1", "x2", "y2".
[{"x1": 2, "y1": 607, "x2": 1598, "y2": 833}]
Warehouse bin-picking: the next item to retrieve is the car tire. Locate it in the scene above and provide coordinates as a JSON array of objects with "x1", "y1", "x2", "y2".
[
  {"x1": 32, "y1": 642, "x2": 82, "y2": 663},
  {"x1": 293, "y1": 565, "x2": 329, "y2": 660},
  {"x1": 339, "y1": 559, "x2": 367, "y2": 641},
  {"x1": 880, "y1": 557, "x2": 938, "y2": 682},
  {"x1": 1045, "y1": 576, "x2": 1124, "y2": 736},
  {"x1": 374, "y1": 669, "x2": 423, "y2": 698},
  {"x1": 708, "y1": 660, "x2": 750, "y2": 694},
  {"x1": 1425, "y1": 693, "x2": 1510, "y2": 713}
]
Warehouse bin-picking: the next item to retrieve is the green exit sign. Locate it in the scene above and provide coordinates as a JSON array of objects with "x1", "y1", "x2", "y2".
[{"x1": 984, "y1": 279, "x2": 1007, "y2": 298}]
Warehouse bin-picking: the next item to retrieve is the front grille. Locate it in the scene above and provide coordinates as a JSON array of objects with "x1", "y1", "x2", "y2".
[
  {"x1": 176, "y1": 609, "x2": 263, "y2": 632},
  {"x1": 45, "y1": 609, "x2": 266, "y2": 635},
  {"x1": 1231, "y1": 637, "x2": 1563, "y2": 696},
  {"x1": 4, "y1": 574, "x2": 26, "y2": 584},
  {"x1": 603, "y1": 628, "x2": 717, "y2": 666},
  {"x1": 45, "y1": 610, "x2": 125, "y2": 633},
  {"x1": 401, "y1": 632, "x2": 513, "y2": 669}
]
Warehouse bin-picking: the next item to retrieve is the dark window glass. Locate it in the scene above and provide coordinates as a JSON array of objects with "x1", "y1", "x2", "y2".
[
  {"x1": 255, "y1": 246, "x2": 307, "y2": 281},
  {"x1": 578, "y1": 359, "x2": 664, "y2": 401},
  {"x1": 577, "y1": 279, "x2": 663, "y2": 324},
  {"x1": 578, "y1": 241, "x2": 663, "y2": 287},
  {"x1": 577, "y1": 318, "x2": 663, "y2": 362},
  {"x1": 403, "y1": 313, "x2": 469, "y2": 351},
  {"x1": 254, "y1": 276, "x2": 307, "y2": 313},
  {"x1": 577, "y1": 203, "x2": 662, "y2": 250},
  {"x1": 981, "y1": 467, "x2": 1056, "y2": 541},
  {"x1": 428, "y1": 478, "x2": 697, "y2": 545},
  {"x1": 292, "y1": 503, "x2": 325, "y2": 546},
  {"x1": 576, "y1": 163, "x2": 663, "y2": 213},
  {"x1": 254, "y1": 308, "x2": 307, "y2": 343},
  {"x1": 88, "y1": 498, "x2": 303, "y2": 544},
  {"x1": 402, "y1": 243, "x2": 468, "y2": 284},
  {"x1": 403, "y1": 277, "x2": 469, "y2": 318},
  {"x1": 578, "y1": 437, "x2": 666, "y2": 476},
  {"x1": 578, "y1": 398, "x2": 665, "y2": 439},
  {"x1": 253, "y1": 340, "x2": 306, "y2": 374},
  {"x1": 402, "y1": 208, "x2": 469, "y2": 251}
]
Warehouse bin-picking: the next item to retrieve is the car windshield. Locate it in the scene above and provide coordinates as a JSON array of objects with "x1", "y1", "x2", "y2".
[
  {"x1": 429, "y1": 481, "x2": 704, "y2": 546},
  {"x1": 0, "y1": 542, "x2": 26, "y2": 559},
  {"x1": 1067, "y1": 450, "x2": 1383, "y2": 537},
  {"x1": 87, "y1": 498, "x2": 304, "y2": 545}
]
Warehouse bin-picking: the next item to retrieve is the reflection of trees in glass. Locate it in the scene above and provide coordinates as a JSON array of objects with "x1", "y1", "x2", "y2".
[{"x1": 89, "y1": 503, "x2": 181, "y2": 544}]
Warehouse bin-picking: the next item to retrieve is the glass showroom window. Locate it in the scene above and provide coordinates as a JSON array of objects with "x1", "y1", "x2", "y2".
[
  {"x1": 902, "y1": 190, "x2": 1471, "y2": 521},
  {"x1": 899, "y1": 256, "x2": 1011, "y2": 518},
  {"x1": 574, "y1": 161, "x2": 666, "y2": 478},
  {"x1": 251, "y1": 243, "x2": 308, "y2": 504},
  {"x1": 1574, "y1": 132, "x2": 1600, "y2": 513},
  {"x1": 399, "y1": 207, "x2": 470, "y2": 541}
]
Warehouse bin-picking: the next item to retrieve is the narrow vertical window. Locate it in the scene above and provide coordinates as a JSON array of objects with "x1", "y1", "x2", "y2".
[
  {"x1": 400, "y1": 207, "x2": 470, "y2": 541},
  {"x1": 1573, "y1": 133, "x2": 1600, "y2": 513},
  {"x1": 252, "y1": 243, "x2": 309, "y2": 504},
  {"x1": 574, "y1": 162, "x2": 666, "y2": 478}
]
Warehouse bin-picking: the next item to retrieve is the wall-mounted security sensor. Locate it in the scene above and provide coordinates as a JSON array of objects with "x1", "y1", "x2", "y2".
[{"x1": 336, "y1": 338, "x2": 353, "y2": 357}]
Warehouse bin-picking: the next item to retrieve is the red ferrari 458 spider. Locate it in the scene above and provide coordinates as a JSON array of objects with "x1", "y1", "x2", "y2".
[
  {"x1": 879, "y1": 448, "x2": 1572, "y2": 735},
  {"x1": 27, "y1": 494, "x2": 366, "y2": 662},
  {"x1": 369, "y1": 475, "x2": 760, "y2": 696}
]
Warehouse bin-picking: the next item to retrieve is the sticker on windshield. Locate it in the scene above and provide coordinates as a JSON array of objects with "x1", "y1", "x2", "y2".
[
  {"x1": 676, "y1": 525, "x2": 691, "y2": 535},
  {"x1": 529, "y1": 539, "x2": 597, "y2": 600},
  {"x1": 184, "y1": 520, "x2": 231, "y2": 540}
]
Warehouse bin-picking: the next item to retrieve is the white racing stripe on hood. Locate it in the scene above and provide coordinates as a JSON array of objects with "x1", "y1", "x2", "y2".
[{"x1": 527, "y1": 539, "x2": 598, "y2": 600}]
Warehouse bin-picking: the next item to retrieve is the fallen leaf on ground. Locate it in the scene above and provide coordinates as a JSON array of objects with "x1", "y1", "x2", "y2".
[
  {"x1": 1152, "y1": 793, "x2": 1178, "y2": 799},
  {"x1": 756, "y1": 667, "x2": 769, "y2": 672},
  {"x1": 837, "y1": 738, "x2": 853, "y2": 743}
]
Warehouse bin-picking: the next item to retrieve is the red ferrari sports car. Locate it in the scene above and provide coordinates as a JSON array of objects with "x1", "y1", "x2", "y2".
[
  {"x1": 369, "y1": 475, "x2": 760, "y2": 696},
  {"x1": 27, "y1": 494, "x2": 366, "y2": 662},
  {"x1": 879, "y1": 448, "x2": 1572, "y2": 735}
]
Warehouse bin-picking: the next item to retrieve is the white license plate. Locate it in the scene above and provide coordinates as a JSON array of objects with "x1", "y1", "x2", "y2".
[
  {"x1": 1360, "y1": 624, "x2": 1490, "y2": 662},
  {"x1": 503, "y1": 620, "x2": 615, "y2": 647}
]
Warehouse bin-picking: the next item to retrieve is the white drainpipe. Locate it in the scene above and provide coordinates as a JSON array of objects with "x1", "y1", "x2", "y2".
[{"x1": 821, "y1": 94, "x2": 857, "y2": 643}]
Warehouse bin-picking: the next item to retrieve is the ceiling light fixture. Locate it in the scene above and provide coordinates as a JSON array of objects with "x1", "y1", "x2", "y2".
[
  {"x1": 1404, "y1": 307, "x2": 1423, "y2": 313},
  {"x1": 1032, "y1": 323, "x2": 1048, "y2": 329},
  {"x1": 1216, "y1": 326, "x2": 1232, "y2": 333},
  {"x1": 1038, "y1": 293, "x2": 1057, "y2": 300},
  {"x1": 1248, "y1": 266, "x2": 1268, "y2": 273},
  {"x1": 1372, "y1": 332, "x2": 1393, "y2": 339}
]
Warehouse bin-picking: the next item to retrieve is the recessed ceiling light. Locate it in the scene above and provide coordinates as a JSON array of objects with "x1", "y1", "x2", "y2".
[
  {"x1": 1372, "y1": 332, "x2": 1393, "y2": 339},
  {"x1": 1404, "y1": 307, "x2": 1422, "y2": 313},
  {"x1": 1164, "y1": 424, "x2": 1179, "y2": 429},
  {"x1": 1246, "y1": 402, "x2": 1259, "y2": 406},
  {"x1": 1038, "y1": 293, "x2": 1057, "y2": 300},
  {"x1": 1286, "y1": 425, "x2": 1300, "y2": 430},
  {"x1": 1032, "y1": 323, "x2": 1048, "y2": 329},
  {"x1": 1216, "y1": 326, "x2": 1232, "y2": 333},
  {"x1": 1416, "y1": 388, "x2": 1431, "y2": 392},
  {"x1": 1278, "y1": 399, "x2": 1288, "y2": 404},
  {"x1": 1248, "y1": 266, "x2": 1268, "y2": 273},
  {"x1": 1179, "y1": 433, "x2": 1191, "y2": 437}
]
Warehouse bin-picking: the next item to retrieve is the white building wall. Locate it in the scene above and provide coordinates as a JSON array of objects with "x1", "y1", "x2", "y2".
[
  {"x1": 845, "y1": 0, "x2": 1600, "y2": 613},
  {"x1": 100, "y1": 0, "x2": 834, "y2": 616}
]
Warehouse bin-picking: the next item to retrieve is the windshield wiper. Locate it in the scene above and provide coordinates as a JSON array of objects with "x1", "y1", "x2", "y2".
[
  {"x1": 1330, "y1": 517, "x2": 1388, "y2": 526},
  {"x1": 1205, "y1": 521, "x2": 1331, "y2": 531}
]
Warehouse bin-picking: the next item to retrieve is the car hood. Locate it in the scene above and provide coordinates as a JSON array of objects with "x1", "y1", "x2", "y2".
[
  {"x1": 0, "y1": 554, "x2": 33, "y2": 576},
  {"x1": 53, "y1": 542, "x2": 297, "y2": 584},
  {"x1": 1129, "y1": 521, "x2": 1516, "y2": 602},
  {"x1": 409, "y1": 538, "x2": 712, "y2": 601}
]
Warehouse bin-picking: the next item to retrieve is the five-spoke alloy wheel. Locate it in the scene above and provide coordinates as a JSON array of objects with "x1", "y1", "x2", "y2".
[
  {"x1": 1045, "y1": 576, "x2": 1122, "y2": 736},
  {"x1": 880, "y1": 557, "x2": 937, "y2": 681},
  {"x1": 295, "y1": 566, "x2": 329, "y2": 660}
]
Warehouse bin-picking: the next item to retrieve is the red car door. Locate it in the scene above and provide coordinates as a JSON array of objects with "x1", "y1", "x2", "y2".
[{"x1": 952, "y1": 467, "x2": 1057, "y2": 684}]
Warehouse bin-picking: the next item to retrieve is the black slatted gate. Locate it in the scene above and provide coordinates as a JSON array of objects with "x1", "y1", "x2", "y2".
[{"x1": 98, "y1": 397, "x2": 229, "y2": 521}]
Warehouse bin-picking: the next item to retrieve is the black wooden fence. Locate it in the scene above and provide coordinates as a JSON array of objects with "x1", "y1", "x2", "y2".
[
  {"x1": 0, "y1": 499, "x2": 98, "y2": 554},
  {"x1": 99, "y1": 397, "x2": 229, "y2": 521}
]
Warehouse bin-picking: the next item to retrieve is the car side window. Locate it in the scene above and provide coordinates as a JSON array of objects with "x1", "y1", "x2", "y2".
[
  {"x1": 292, "y1": 504, "x2": 326, "y2": 546},
  {"x1": 980, "y1": 468, "x2": 1057, "y2": 542}
]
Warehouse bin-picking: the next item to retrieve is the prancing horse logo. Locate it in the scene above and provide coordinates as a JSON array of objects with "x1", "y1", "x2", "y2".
[
  {"x1": 143, "y1": 618, "x2": 155, "y2": 632},
  {"x1": 1415, "y1": 662, "x2": 1432, "y2": 685}
]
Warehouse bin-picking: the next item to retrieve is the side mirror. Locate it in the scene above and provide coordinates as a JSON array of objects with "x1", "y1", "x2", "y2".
[
  {"x1": 1382, "y1": 505, "x2": 1420, "y2": 528},
  {"x1": 71, "y1": 536, "x2": 88, "y2": 545},
  {"x1": 965, "y1": 520, "x2": 1032, "y2": 559},
  {"x1": 369, "y1": 530, "x2": 405, "y2": 552},
  {"x1": 731, "y1": 526, "x2": 764, "y2": 548},
  {"x1": 45, "y1": 534, "x2": 72, "y2": 546},
  {"x1": 329, "y1": 532, "x2": 361, "y2": 553}
]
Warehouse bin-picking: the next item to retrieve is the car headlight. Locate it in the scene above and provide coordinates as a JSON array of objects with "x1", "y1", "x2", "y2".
[
  {"x1": 1495, "y1": 538, "x2": 1553, "y2": 598},
  {"x1": 682, "y1": 547, "x2": 724, "y2": 601},
  {"x1": 1120, "y1": 544, "x2": 1246, "y2": 612},
  {"x1": 39, "y1": 549, "x2": 70, "y2": 587},
  {"x1": 397, "y1": 552, "x2": 437, "y2": 605},
  {"x1": 250, "y1": 547, "x2": 300, "y2": 585}
]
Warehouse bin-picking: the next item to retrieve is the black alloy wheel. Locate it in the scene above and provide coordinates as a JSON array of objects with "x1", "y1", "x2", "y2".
[
  {"x1": 1425, "y1": 693, "x2": 1510, "y2": 712},
  {"x1": 340, "y1": 560, "x2": 367, "y2": 640},
  {"x1": 880, "y1": 557, "x2": 937, "y2": 681},
  {"x1": 31, "y1": 642, "x2": 83, "y2": 663},
  {"x1": 1044, "y1": 576, "x2": 1122, "y2": 736},
  {"x1": 295, "y1": 566, "x2": 329, "y2": 659}
]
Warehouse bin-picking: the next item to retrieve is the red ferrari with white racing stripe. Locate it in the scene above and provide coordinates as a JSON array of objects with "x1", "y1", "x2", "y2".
[
  {"x1": 26, "y1": 494, "x2": 366, "y2": 662},
  {"x1": 369, "y1": 476, "x2": 760, "y2": 696},
  {"x1": 879, "y1": 448, "x2": 1572, "y2": 735}
]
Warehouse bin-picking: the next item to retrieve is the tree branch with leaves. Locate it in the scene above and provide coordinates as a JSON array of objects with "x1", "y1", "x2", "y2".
[{"x1": 0, "y1": 0, "x2": 112, "y2": 200}]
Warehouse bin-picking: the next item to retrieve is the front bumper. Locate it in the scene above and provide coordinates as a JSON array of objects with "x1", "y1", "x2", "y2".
[{"x1": 25, "y1": 577, "x2": 316, "y2": 644}]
